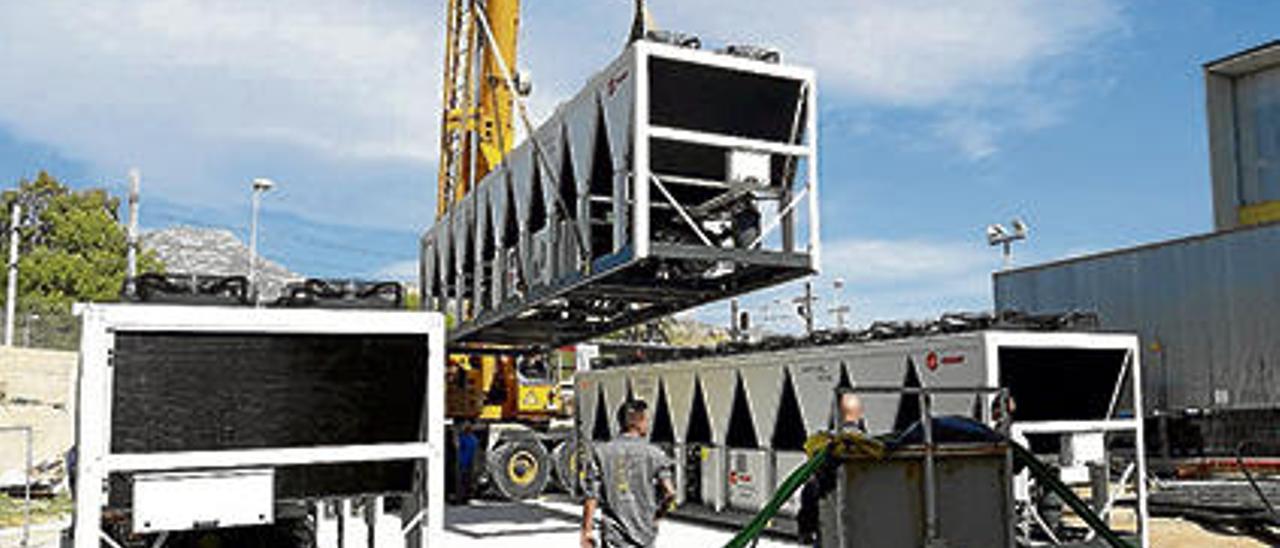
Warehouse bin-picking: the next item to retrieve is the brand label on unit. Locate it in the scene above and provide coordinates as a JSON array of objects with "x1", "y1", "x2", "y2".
[{"x1": 925, "y1": 351, "x2": 966, "y2": 371}]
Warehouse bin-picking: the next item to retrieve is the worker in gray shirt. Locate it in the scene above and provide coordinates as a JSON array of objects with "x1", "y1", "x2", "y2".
[{"x1": 581, "y1": 399, "x2": 676, "y2": 548}]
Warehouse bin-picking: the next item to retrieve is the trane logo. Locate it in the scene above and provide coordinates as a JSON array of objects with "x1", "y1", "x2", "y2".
[
  {"x1": 925, "y1": 351, "x2": 966, "y2": 371},
  {"x1": 607, "y1": 70, "x2": 630, "y2": 96},
  {"x1": 728, "y1": 470, "x2": 754, "y2": 486}
]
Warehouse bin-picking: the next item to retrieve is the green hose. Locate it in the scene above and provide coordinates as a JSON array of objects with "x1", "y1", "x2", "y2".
[
  {"x1": 723, "y1": 437, "x2": 1134, "y2": 548},
  {"x1": 1010, "y1": 442, "x2": 1134, "y2": 548}
]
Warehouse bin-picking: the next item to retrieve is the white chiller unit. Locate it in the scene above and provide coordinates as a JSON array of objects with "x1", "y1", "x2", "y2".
[
  {"x1": 72, "y1": 304, "x2": 446, "y2": 547},
  {"x1": 576, "y1": 328, "x2": 1151, "y2": 547}
]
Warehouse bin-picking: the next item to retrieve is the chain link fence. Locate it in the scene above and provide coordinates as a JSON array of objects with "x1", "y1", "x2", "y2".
[{"x1": 0, "y1": 307, "x2": 80, "y2": 351}]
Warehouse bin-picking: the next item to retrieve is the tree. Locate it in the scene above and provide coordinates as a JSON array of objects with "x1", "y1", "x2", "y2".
[{"x1": 0, "y1": 171, "x2": 162, "y2": 320}]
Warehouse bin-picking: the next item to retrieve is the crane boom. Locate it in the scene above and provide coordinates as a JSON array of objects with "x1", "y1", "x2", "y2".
[{"x1": 437, "y1": 0, "x2": 520, "y2": 218}]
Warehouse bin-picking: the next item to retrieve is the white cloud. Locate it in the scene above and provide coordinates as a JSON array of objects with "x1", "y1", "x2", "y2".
[
  {"x1": 375, "y1": 259, "x2": 420, "y2": 283},
  {"x1": 0, "y1": 0, "x2": 441, "y2": 228},
  {"x1": 933, "y1": 115, "x2": 1000, "y2": 161},
  {"x1": 822, "y1": 238, "x2": 996, "y2": 324},
  {"x1": 657, "y1": 0, "x2": 1122, "y2": 104},
  {"x1": 700, "y1": 237, "x2": 998, "y2": 332},
  {"x1": 821, "y1": 237, "x2": 991, "y2": 285},
  {"x1": 654, "y1": 0, "x2": 1123, "y2": 158},
  {"x1": 0, "y1": 0, "x2": 1123, "y2": 234}
]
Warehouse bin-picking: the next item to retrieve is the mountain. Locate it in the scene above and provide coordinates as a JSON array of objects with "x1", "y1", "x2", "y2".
[{"x1": 141, "y1": 226, "x2": 301, "y2": 299}]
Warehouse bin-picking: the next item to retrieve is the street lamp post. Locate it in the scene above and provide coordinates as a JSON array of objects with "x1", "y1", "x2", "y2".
[
  {"x1": 249, "y1": 178, "x2": 275, "y2": 305},
  {"x1": 5, "y1": 202, "x2": 20, "y2": 347},
  {"x1": 986, "y1": 218, "x2": 1029, "y2": 270},
  {"x1": 829, "y1": 277, "x2": 850, "y2": 330}
]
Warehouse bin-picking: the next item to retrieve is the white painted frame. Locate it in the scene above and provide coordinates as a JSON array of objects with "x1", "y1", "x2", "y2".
[
  {"x1": 984, "y1": 331, "x2": 1150, "y2": 548},
  {"x1": 73, "y1": 304, "x2": 446, "y2": 548},
  {"x1": 631, "y1": 41, "x2": 820, "y2": 262}
]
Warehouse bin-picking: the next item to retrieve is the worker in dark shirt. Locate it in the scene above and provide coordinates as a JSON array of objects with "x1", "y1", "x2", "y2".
[
  {"x1": 797, "y1": 388, "x2": 867, "y2": 545},
  {"x1": 580, "y1": 399, "x2": 676, "y2": 548}
]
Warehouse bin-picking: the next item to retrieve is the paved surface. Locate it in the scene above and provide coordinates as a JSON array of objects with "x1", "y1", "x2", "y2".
[
  {"x1": 445, "y1": 498, "x2": 799, "y2": 548},
  {"x1": 0, "y1": 519, "x2": 66, "y2": 548},
  {"x1": 5, "y1": 499, "x2": 1274, "y2": 547},
  {"x1": 0, "y1": 499, "x2": 799, "y2": 548}
]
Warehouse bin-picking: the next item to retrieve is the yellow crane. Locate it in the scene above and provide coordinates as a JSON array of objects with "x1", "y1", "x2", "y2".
[
  {"x1": 436, "y1": 0, "x2": 651, "y2": 215},
  {"x1": 436, "y1": 0, "x2": 520, "y2": 216},
  {"x1": 435, "y1": 0, "x2": 570, "y2": 500},
  {"x1": 435, "y1": 0, "x2": 655, "y2": 502}
]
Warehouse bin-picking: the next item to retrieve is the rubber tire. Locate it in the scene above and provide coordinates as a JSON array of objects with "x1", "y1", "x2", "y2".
[
  {"x1": 488, "y1": 439, "x2": 550, "y2": 500},
  {"x1": 551, "y1": 440, "x2": 579, "y2": 495}
]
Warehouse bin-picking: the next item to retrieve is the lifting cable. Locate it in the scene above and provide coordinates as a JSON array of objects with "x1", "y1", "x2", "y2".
[
  {"x1": 471, "y1": 3, "x2": 593, "y2": 267},
  {"x1": 723, "y1": 434, "x2": 1135, "y2": 548}
]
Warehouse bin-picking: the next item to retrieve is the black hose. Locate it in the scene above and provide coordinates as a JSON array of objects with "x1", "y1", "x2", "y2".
[{"x1": 1236, "y1": 441, "x2": 1280, "y2": 525}]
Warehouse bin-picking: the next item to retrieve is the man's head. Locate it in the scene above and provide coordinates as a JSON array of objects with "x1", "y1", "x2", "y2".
[
  {"x1": 618, "y1": 399, "x2": 650, "y2": 437},
  {"x1": 836, "y1": 388, "x2": 864, "y2": 427}
]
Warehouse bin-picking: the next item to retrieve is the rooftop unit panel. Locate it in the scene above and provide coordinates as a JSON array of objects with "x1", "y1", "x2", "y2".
[{"x1": 423, "y1": 42, "x2": 819, "y2": 347}]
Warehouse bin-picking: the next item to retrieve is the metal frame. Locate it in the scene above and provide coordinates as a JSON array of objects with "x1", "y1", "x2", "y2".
[
  {"x1": 986, "y1": 331, "x2": 1150, "y2": 548},
  {"x1": 72, "y1": 304, "x2": 446, "y2": 548},
  {"x1": 422, "y1": 41, "x2": 819, "y2": 347}
]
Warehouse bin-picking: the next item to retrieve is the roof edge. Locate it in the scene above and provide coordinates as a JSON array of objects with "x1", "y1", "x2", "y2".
[{"x1": 1204, "y1": 39, "x2": 1280, "y2": 74}]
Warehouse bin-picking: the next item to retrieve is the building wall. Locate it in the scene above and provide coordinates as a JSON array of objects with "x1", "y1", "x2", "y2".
[
  {"x1": 994, "y1": 222, "x2": 1280, "y2": 413},
  {"x1": 0, "y1": 347, "x2": 77, "y2": 481},
  {"x1": 1206, "y1": 42, "x2": 1280, "y2": 230}
]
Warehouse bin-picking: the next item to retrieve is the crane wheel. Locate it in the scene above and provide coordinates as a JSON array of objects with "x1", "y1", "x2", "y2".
[
  {"x1": 551, "y1": 440, "x2": 579, "y2": 495},
  {"x1": 488, "y1": 439, "x2": 549, "y2": 500}
]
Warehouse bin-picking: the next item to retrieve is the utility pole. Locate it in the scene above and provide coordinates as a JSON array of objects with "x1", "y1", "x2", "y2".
[
  {"x1": 125, "y1": 169, "x2": 141, "y2": 291},
  {"x1": 730, "y1": 298, "x2": 740, "y2": 340},
  {"x1": 793, "y1": 280, "x2": 816, "y2": 335},
  {"x1": 5, "y1": 202, "x2": 20, "y2": 347}
]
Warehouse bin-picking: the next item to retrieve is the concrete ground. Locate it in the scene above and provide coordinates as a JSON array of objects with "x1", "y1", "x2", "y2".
[
  {"x1": 0, "y1": 497, "x2": 799, "y2": 548},
  {"x1": 3, "y1": 497, "x2": 1274, "y2": 547},
  {"x1": 444, "y1": 497, "x2": 799, "y2": 548}
]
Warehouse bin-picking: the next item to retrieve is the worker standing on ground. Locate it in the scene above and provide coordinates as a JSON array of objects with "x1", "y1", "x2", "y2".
[
  {"x1": 456, "y1": 422, "x2": 478, "y2": 505},
  {"x1": 580, "y1": 399, "x2": 676, "y2": 548},
  {"x1": 797, "y1": 389, "x2": 867, "y2": 545}
]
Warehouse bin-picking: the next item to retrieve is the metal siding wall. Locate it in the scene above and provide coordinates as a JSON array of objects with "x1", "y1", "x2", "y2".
[{"x1": 995, "y1": 224, "x2": 1280, "y2": 412}]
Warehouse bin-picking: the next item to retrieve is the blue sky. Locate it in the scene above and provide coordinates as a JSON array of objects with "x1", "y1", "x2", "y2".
[{"x1": 0, "y1": 1, "x2": 1276, "y2": 329}]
